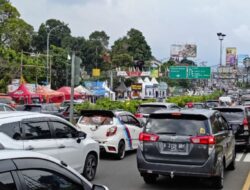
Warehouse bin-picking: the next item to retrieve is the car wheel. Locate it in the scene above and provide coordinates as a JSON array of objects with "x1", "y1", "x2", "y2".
[
  {"x1": 227, "y1": 151, "x2": 236, "y2": 170},
  {"x1": 143, "y1": 174, "x2": 157, "y2": 184},
  {"x1": 116, "y1": 140, "x2": 125, "y2": 160},
  {"x1": 212, "y1": 163, "x2": 224, "y2": 189},
  {"x1": 83, "y1": 153, "x2": 97, "y2": 181}
]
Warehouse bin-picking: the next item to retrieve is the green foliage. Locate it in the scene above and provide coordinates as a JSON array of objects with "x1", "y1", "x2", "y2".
[
  {"x1": 74, "y1": 98, "x2": 156, "y2": 114},
  {"x1": 167, "y1": 91, "x2": 223, "y2": 107},
  {"x1": 89, "y1": 31, "x2": 109, "y2": 49}
]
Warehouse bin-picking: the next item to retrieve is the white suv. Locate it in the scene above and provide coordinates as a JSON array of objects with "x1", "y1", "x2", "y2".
[{"x1": 0, "y1": 111, "x2": 99, "y2": 181}]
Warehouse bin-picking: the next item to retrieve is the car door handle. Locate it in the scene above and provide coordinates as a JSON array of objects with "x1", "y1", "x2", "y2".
[
  {"x1": 58, "y1": 144, "x2": 65, "y2": 149},
  {"x1": 26, "y1": 145, "x2": 34, "y2": 150}
]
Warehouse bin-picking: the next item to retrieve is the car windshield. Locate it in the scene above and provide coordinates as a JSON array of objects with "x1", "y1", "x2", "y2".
[
  {"x1": 138, "y1": 105, "x2": 167, "y2": 114},
  {"x1": 193, "y1": 104, "x2": 204, "y2": 109},
  {"x1": 215, "y1": 109, "x2": 244, "y2": 121},
  {"x1": 146, "y1": 114, "x2": 208, "y2": 136},
  {"x1": 206, "y1": 102, "x2": 219, "y2": 107},
  {"x1": 79, "y1": 115, "x2": 113, "y2": 125}
]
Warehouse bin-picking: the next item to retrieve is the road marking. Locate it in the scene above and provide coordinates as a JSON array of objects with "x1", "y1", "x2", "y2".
[
  {"x1": 236, "y1": 153, "x2": 244, "y2": 162},
  {"x1": 242, "y1": 172, "x2": 250, "y2": 190},
  {"x1": 243, "y1": 153, "x2": 250, "y2": 162}
]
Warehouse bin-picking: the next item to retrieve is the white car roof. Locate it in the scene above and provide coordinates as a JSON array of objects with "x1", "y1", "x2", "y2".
[
  {"x1": 0, "y1": 111, "x2": 64, "y2": 125},
  {"x1": 0, "y1": 150, "x2": 92, "y2": 186}
]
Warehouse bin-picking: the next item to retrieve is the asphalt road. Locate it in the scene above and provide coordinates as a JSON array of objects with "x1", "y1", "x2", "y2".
[{"x1": 93, "y1": 150, "x2": 250, "y2": 190}]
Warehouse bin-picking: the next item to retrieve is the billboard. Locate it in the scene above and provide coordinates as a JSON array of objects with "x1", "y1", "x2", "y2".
[
  {"x1": 226, "y1": 48, "x2": 237, "y2": 66},
  {"x1": 238, "y1": 54, "x2": 249, "y2": 66},
  {"x1": 131, "y1": 83, "x2": 142, "y2": 91},
  {"x1": 170, "y1": 44, "x2": 197, "y2": 57},
  {"x1": 92, "y1": 69, "x2": 100, "y2": 77}
]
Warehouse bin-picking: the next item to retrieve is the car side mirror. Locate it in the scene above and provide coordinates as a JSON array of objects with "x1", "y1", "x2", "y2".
[
  {"x1": 92, "y1": 185, "x2": 109, "y2": 190},
  {"x1": 76, "y1": 131, "x2": 86, "y2": 143}
]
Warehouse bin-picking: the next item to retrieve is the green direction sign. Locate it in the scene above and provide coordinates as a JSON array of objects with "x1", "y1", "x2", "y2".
[
  {"x1": 169, "y1": 66, "x2": 187, "y2": 79},
  {"x1": 188, "y1": 67, "x2": 211, "y2": 79}
]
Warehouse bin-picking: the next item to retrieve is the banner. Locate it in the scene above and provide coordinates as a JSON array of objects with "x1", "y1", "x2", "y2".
[
  {"x1": 226, "y1": 48, "x2": 237, "y2": 66},
  {"x1": 150, "y1": 69, "x2": 159, "y2": 78},
  {"x1": 131, "y1": 83, "x2": 142, "y2": 91}
]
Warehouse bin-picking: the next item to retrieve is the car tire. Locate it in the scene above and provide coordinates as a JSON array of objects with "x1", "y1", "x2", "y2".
[
  {"x1": 212, "y1": 163, "x2": 224, "y2": 189},
  {"x1": 116, "y1": 140, "x2": 125, "y2": 160},
  {"x1": 83, "y1": 153, "x2": 97, "y2": 181},
  {"x1": 143, "y1": 174, "x2": 157, "y2": 184},
  {"x1": 227, "y1": 151, "x2": 236, "y2": 170}
]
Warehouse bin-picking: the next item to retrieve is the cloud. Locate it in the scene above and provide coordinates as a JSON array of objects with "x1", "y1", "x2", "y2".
[{"x1": 9, "y1": 0, "x2": 250, "y2": 65}]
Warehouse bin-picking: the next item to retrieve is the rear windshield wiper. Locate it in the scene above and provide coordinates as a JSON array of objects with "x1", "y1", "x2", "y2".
[{"x1": 156, "y1": 132, "x2": 176, "y2": 135}]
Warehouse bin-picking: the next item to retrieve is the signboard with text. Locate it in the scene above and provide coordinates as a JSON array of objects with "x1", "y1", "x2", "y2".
[{"x1": 169, "y1": 66, "x2": 211, "y2": 79}]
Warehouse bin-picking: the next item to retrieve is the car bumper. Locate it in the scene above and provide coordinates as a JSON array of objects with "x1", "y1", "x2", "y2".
[
  {"x1": 137, "y1": 148, "x2": 218, "y2": 178},
  {"x1": 97, "y1": 140, "x2": 119, "y2": 154},
  {"x1": 235, "y1": 132, "x2": 249, "y2": 146}
]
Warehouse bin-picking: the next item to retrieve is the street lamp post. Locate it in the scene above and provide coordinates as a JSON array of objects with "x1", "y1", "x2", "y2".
[
  {"x1": 217, "y1": 32, "x2": 226, "y2": 66},
  {"x1": 46, "y1": 25, "x2": 64, "y2": 86}
]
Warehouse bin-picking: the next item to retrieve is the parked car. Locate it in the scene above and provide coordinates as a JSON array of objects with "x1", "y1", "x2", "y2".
[
  {"x1": 185, "y1": 102, "x2": 206, "y2": 109},
  {"x1": 59, "y1": 105, "x2": 81, "y2": 122},
  {"x1": 135, "y1": 102, "x2": 181, "y2": 124},
  {"x1": 205, "y1": 100, "x2": 220, "y2": 108},
  {"x1": 0, "y1": 103, "x2": 16, "y2": 111},
  {"x1": 0, "y1": 150, "x2": 108, "y2": 190},
  {"x1": 213, "y1": 106, "x2": 250, "y2": 149},
  {"x1": 0, "y1": 111, "x2": 100, "y2": 181},
  {"x1": 23, "y1": 104, "x2": 61, "y2": 116},
  {"x1": 137, "y1": 109, "x2": 235, "y2": 189},
  {"x1": 0, "y1": 94, "x2": 16, "y2": 108},
  {"x1": 77, "y1": 110, "x2": 143, "y2": 159}
]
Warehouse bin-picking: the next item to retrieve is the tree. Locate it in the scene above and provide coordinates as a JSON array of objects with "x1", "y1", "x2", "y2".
[
  {"x1": 0, "y1": 0, "x2": 33, "y2": 51},
  {"x1": 180, "y1": 58, "x2": 196, "y2": 66},
  {"x1": 32, "y1": 19, "x2": 71, "y2": 52},
  {"x1": 50, "y1": 45, "x2": 68, "y2": 89},
  {"x1": 127, "y1": 28, "x2": 152, "y2": 61},
  {"x1": 89, "y1": 31, "x2": 109, "y2": 49},
  {"x1": 112, "y1": 53, "x2": 133, "y2": 68}
]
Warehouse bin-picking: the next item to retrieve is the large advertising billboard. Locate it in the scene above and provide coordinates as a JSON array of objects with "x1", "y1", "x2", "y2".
[
  {"x1": 170, "y1": 44, "x2": 197, "y2": 57},
  {"x1": 226, "y1": 48, "x2": 237, "y2": 66}
]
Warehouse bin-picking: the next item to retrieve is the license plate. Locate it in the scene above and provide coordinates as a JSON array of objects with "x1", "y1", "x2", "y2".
[{"x1": 164, "y1": 143, "x2": 186, "y2": 152}]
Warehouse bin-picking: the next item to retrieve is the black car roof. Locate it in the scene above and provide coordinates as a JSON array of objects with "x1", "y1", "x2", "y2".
[
  {"x1": 152, "y1": 109, "x2": 216, "y2": 118},
  {"x1": 80, "y1": 109, "x2": 132, "y2": 117}
]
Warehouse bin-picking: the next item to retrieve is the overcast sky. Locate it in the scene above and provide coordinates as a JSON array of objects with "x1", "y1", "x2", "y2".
[{"x1": 10, "y1": 0, "x2": 250, "y2": 66}]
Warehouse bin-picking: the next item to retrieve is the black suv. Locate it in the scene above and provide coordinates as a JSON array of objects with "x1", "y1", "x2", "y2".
[
  {"x1": 137, "y1": 109, "x2": 235, "y2": 189},
  {"x1": 213, "y1": 106, "x2": 250, "y2": 149}
]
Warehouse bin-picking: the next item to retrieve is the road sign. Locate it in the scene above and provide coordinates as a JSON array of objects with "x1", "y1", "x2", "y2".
[
  {"x1": 187, "y1": 67, "x2": 211, "y2": 79},
  {"x1": 169, "y1": 66, "x2": 187, "y2": 79}
]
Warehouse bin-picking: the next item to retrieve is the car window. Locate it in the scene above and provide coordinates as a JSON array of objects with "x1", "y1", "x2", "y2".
[
  {"x1": 0, "y1": 172, "x2": 17, "y2": 190},
  {"x1": 21, "y1": 169, "x2": 83, "y2": 190},
  {"x1": 146, "y1": 114, "x2": 208, "y2": 136},
  {"x1": 219, "y1": 117, "x2": 229, "y2": 131},
  {"x1": 22, "y1": 122, "x2": 51, "y2": 140},
  {"x1": 5, "y1": 106, "x2": 14, "y2": 111},
  {"x1": 0, "y1": 105, "x2": 4, "y2": 111},
  {"x1": 51, "y1": 122, "x2": 77, "y2": 138},
  {"x1": 127, "y1": 115, "x2": 140, "y2": 127},
  {"x1": 211, "y1": 117, "x2": 223, "y2": 133},
  {"x1": 120, "y1": 115, "x2": 128, "y2": 124},
  {"x1": 0, "y1": 122, "x2": 21, "y2": 140},
  {"x1": 79, "y1": 115, "x2": 113, "y2": 125},
  {"x1": 215, "y1": 108, "x2": 244, "y2": 121},
  {"x1": 138, "y1": 105, "x2": 167, "y2": 114}
]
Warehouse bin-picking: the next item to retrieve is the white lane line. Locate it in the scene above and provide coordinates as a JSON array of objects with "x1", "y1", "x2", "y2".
[
  {"x1": 236, "y1": 153, "x2": 244, "y2": 162},
  {"x1": 243, "y1": 153, "x2": 250, "y2": 162}
]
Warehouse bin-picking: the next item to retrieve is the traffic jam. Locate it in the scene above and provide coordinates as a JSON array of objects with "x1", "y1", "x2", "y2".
[{"x1": 0, "y1": 92, "x2": 250, "y2": 190}]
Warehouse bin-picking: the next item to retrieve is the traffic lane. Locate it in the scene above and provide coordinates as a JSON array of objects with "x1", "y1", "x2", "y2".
[{"x1": 93, "y1": 151, "x2": 250, "y2": 190}]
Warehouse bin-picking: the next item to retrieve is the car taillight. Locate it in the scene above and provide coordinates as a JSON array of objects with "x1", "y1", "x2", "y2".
[
  {"x1": 106, "y1": 126, "x2": 117, "y2": 137},
  {"x1": 243, "y1": 118, "x2": 249, "y2": 130},
  {"x1": 134, "y1": 113, "x2": 143, "y2": 118},
  {"x1": 139, "y1": 132, "x2": 159, "y2": 142},
  {"x1": 190, "y1": 135, "x2": 215, "y2": 145}
]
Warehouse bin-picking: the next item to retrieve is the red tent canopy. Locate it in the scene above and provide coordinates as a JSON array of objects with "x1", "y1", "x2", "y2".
[
  {"x1": 9, "y1": 84, "x2": 42, "y2": 104},
  {"x1": 56, "y1": 86, "x2": 82, "y2": 100},
  {"x1": 36, "y1": 86, "x2": 65, "y2": 103}
]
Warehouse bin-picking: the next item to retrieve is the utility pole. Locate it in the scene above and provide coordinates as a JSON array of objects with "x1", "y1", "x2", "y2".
[{"x1": 70, "y1": 52, "x2": 75, "y2": 124}]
